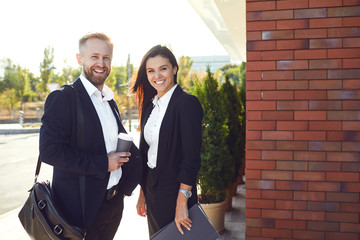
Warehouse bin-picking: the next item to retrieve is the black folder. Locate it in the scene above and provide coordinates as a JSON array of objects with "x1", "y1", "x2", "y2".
[{"x1": 150, "y1": 203, "x2": 220, "y2": 240}]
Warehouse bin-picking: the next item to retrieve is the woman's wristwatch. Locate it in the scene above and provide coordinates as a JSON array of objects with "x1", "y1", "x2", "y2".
[{"x1": 179, "y1": 189, "x2": 192, "y2": 198}]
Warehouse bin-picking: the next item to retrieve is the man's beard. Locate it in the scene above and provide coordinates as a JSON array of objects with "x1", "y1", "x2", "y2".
[{"x1": 83, "y1": 66, "x2": 110, "y2": 88}]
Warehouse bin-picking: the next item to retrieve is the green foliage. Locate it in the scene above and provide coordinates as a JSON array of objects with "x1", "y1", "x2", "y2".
[
  {"x1": 190, "y1": 67, "x2": 234, "y2": 204},
  {"x1": 177, "y1": 56, "x2": 194, "y2": 91},
  {"x1": 220, "y1": 62, "x2": 246, "y2": 88},
  {"x1": 38, "y1": 46, "x2": 55, "y2": 96},
  {"x1": 0, "y1": 88, "x2": 20, "y2": 115}
]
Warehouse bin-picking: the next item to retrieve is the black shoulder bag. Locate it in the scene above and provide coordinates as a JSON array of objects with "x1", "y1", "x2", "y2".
[{"x1": 18, "y1": 85, "x2": 86, "y2": 240}]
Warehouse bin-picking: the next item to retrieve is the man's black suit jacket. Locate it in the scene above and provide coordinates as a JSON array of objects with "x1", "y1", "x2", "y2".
[{"x1": 39, "y1": 79, "x2": 142, "y2": 229}]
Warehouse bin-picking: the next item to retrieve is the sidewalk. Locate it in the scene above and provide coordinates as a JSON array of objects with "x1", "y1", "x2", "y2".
[{"x1": 0, "y1": 123, "x2": 40, "y2": 135}]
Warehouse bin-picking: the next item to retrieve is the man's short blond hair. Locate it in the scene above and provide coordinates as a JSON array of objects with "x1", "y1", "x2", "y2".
[{"x1": 78, "y1": 32, "x2": 113, "y2": 54}]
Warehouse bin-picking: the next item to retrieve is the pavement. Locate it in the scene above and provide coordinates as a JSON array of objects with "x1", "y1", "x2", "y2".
[{"x1": 0, "y1": 123, "x2": 245, "y2": 239}]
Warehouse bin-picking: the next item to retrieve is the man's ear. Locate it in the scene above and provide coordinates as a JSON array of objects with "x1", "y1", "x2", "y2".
[{"x1": 76, "y1": 53, "x2": 82, "y2": 66}]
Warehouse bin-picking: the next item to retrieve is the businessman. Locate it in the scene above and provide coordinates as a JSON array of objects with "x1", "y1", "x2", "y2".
[{"x1": 39, "y1": 32, "x2": 142, "y2": 239}]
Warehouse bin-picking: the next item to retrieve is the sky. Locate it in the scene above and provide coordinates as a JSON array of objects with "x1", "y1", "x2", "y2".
[{"x1": 1, "y1": 0, "x2": 228, "y2": 76}]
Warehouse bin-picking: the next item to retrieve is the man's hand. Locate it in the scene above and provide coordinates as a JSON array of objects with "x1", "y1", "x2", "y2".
[
  {"x1": 136, "y1": 187, "x2": 147, "y2": 217},
  {"x1": 107, "y1": 151, "x2": 130, "y2": 172}
]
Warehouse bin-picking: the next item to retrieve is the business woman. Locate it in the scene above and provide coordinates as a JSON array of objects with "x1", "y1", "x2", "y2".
[{"x1": 131, "y1": 45, "x2": 203, "y2": 236}]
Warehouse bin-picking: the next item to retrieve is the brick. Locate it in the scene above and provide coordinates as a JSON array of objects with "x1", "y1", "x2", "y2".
[
  {"x1": 294, "y1": 111, "x2": 326, "y2": 120},
  {"x1": 326, "y1": 212, "x2": 359, "y2": 223},
  {"x1": 309, "y1": 59, "x2": 342, "y2": 69},
  {"x1": 309, "y1": 162, "x2": 341, "y2": 171},
  {"x1": 293, "y1": 230, "x2": 324, "y2": 240},
  {"x1": 309, "y1": 0, "x2": 342, "y2": 7},
  {"x1": 247, "y1": 61, "x2": 276, "y2": 71},
  {"x1": 278, "y1": 79, "x2": 309, "y2": 90},
  {"x1": 308, "y1": 182, "x2": 341, "y2": 192},
  {"x1": 307, "y1": 221, "x2": 339, "y2": 232},
  {"x1": 263, "y1": 131, "x2": 293, "y2": 140},
  {"x1": 247, "y1": 111, "x2": 262, "y2": 120},
  {"x1": 294, "y1": 151, "x2": 326, "y2": 161},
  {"x1": 247, "y1": 91, "x2": 261, "y2": 100},
  {"x1": 277, "y1": 60, "x2": 308, "y2": 70},
  {"x1": 328, "y1": 90, "x2": 360, "y2": 99},
  {"x1": 295, "y1": 49, "x2": 327, "y2": 59},
  {"x1": 262, "y1": 10, "x2": 293, "y2": 20},
  {"x1": 246, "y1": 209, "x2": 261, "y2": 218},
  {"x1": 344, "y1": 0, "x2": 360, "y2": 6},
  {"x1": 277, "y1": 161, "x2": 308, "y2": 170},
  {"x1": 343, "y1": 101, "x2": 360, "y2": 110},
  {"x1": 247, "y1": 131, "x2": 262, "y2": 140},
  {"x1": 295, "y1": 90, "x2": 327, "y2": 100},
  {"x1": 247, "y1": 150, "x2": 262, "y2": 160},
  {"x1": 309, "y1": 121, "x2": 342, "y2": 130},
  {"x1": 294, "y1": 131, "x2": 326, "y2": 141},
  {"x1": 309, "y1": 80, "x2": 342, "y2": 89},
  {"x1": 262, "y1": 170, "x2": 293, "y2": 180},
  {"x1": 262, "y1": 30, "x2": 293, "y2": 40},
  {"x1": 327, "y1": 111, "x2": 360, "y2": 121},
  {"x1": 247, "y1": 160, "x2": 275, "y2": 170},
  {"x1": 277, "y1": 0, "x2": 309, "y2": 10},
  {"x1": 262, "y1": 151, "x2": 293, "y2": 160},
  {"x1": 277, "y1": 141, "x2": 308, "y2": 150},
  {"x1": 327, "y1": 131, "x2": 360, "y2": 141},
  {"x1": 328, "y1": 6, "x2": 360, "y2": 17},
  {"x1": 340, "y1": 223, "x2": 360, "y2": 233},
  {"x1": 277, "y1": 121, "x2": 308, "y2": 131},
  {"x1": 329, "y1": 69, "x2": 360, "y2": 79},
  {"x1": 309, "y1": 100, "x2": 342, "y2": 110},
  {"x1": 247, "y1": 180, "x2": 275, "y2": 190},
  {"x1": 262, "y1": 210, "x2": 292, "y2": 219},
  {"x1": 262, "y1": 91, "x2": 294, "y2": 100},
  {"x1": 326, "y1": 172, "x2": 359, "y2": 182},
  {"x1": 309, "y1": 141, "x2": 341, "y2": 151},
  {"x1": 327, "y1": 152, "x2": 360, "y2": 162},
  {"x1": 247, "y1": 71, "x2": 262, "y2": 80},
  {"x1": 247, "y1": 81, "x2": 276, "y2": 90},
  {"x1": 343, "y1": 162, "x2": 360, "y2": 172},
  {"x1": 247, "y1": 1, "x2": 276, "y2": 11},
  {"x1": 341, "y1": 203, "x2": 360, "y2": 213},
  {"x1": 294, "y1": 210, "x2": 325, "y2": 220},
  {"x1": 276, "y1": 180, "x2": 308, "y2": 191},
  {"x1": 295, "y1": 29, "x2": 327, "y2": 39},
  {"x1": 294, "y1": 8, "x2": 327, "y2": 19},
  {"x1": 247, "y1": 51, "x2": 262, "y2": 60},
  {"x1": 247, "y1": 121, "x2": 276, "y2": 130},
  {"x1": 341, "y1": 182, "x2": 360, "y2": 193},
  {"x1": 261, "y1": 228, "x2": 292, "y2": 238},
  {"x1": 262, "y1": 71, "x2": 293, "y2": 80},
  {"x1": 310, "y1": 38, "x2": 342, "y2": 49},
  {"x1": 262, "y1": 190, "x2": 293, "y2": 200},
  {"x1": 247, "y1": 101, "x2": 276, "y2": 110},
  {"x1": 247, "y1": 41, "x2": 277, "y2": 51},
  {"x1": 294, "y1": 191, "x2": 325, "y2": 201},
  {"x1": 247, "y1": 218, "x2": 275, "y2": 228},
  {"x1": 275, "y1": 220, "x2": 306, "y2": 230},
  {"x1": 344, "y1": 59, "x2": 360, "y2": 68},
  {"x1": 344, "y1": 37, "x2": 360, "y2": 47},
  {"x1": 327, "y1": 192, "x2": 360, "y2": 202},
  {"x1": 344, "y1": 80, "x2": 360, "y2": 89},
  {"x1": 247, "y1": 21, "x2": 276, "y2": 31},
  {"x1": 276, "y1": 200, "x2": 307, "y2": 210},
  {"x1": 328, "y1": 48, "x2": 360, "y2": 58},
  {"x1": 294, "y1": 171, "x2": 325, "y2": 181},
  {"x1": 342, "y1": 142, "x2": 360, "y2": 152},
  {"x1": 295, "y1": 70, "x2": 326, "y2": 79},
  {"x1": 246, "y1": 170, "x2": 262, "y2": 179},
  {"x1": 277, "y1": 101, "x2": 308, "y2": 110},
  {"x1": 343, "y1": 121, "x2": 360, "y2": 130},
  {"x1": 261, "y1": 111, "x2": 294, "y2": 121},
  {"x1": 329, "y1": 27, "x2": 360, "y2": 38},
  {"x1": 325, "y1": 232, "x2": 359, "y2": 240},
  {"x1": 246, "y1": 199, "x2": 275, "y2": 209},
  {"x1": 277, "y1": 40, "x2": 309, "y2": 50},
  {"x1": 309, "y1": 17, "x2": 343, "y2": 28},
  {"x1": 308, "y1": 202, "x2": 340, "y2": 212},
  {"x1": 246, "y1": 189, "x2": 261, "y2": 199},
  {"x1": 247, "y1": 140, "x2": 276, "y2": 150},
  {"x1": 262, "y1": 50, "x2": 293, "y2": 60},
  {"x1": 247, "y1": 11, "x2": 262, "y2": 21},
  {"x1": 248, "y1": 31, "x2": 262, "y2": 41},
  {"x1": 277, "y1": 19, "x2": 309, "y2": 29},
  {"x1": 344, "y1": 17, "x2": 360, "y2": 27}
]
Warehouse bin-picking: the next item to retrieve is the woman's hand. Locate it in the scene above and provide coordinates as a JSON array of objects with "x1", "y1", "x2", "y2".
[
  {"x1": 136, "y1": 187, "x2": 147, "y2": 217},
  {"x1": 175, "y1": 183, "x2": 192, "y2": 234}
]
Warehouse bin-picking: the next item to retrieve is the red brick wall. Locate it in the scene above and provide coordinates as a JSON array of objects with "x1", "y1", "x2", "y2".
[{"x1": 245, "y1": 0, "x2": 360, "y2": 239}]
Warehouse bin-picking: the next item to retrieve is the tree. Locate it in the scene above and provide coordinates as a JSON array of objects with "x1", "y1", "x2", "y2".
[
  {"x1": 0, "y1": 88, "x2": 20, "y2": 118},
  {"x1": 38, "y1": 46, "x2": 55, "y2": 97},
  {"x1": 177, "y1": 56, "x2": 193, "y2": 91}
]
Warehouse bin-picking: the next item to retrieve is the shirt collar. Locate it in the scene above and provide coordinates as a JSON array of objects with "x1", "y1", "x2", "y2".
[
  {"x1": 79, "y1": 74, "x2": 114, "y2": 101},
  {"x1": 153, "y1": 84, "x2": 177, "y2": 107}
]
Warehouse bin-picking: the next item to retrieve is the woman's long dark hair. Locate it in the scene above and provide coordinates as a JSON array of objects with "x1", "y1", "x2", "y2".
[{"x1": 130, "y1": 45, "x2": 179, "y2": 124}]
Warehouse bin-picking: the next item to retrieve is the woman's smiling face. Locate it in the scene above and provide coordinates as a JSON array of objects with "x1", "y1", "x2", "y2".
[{"x1": 146, "y1": 55, "x2": 177, "y2": 98}]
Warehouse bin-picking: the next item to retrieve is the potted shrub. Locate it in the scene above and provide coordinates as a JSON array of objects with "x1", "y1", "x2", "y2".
[{"x1": 190, "y1": 67, "x2": 235, "y2": 233}]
